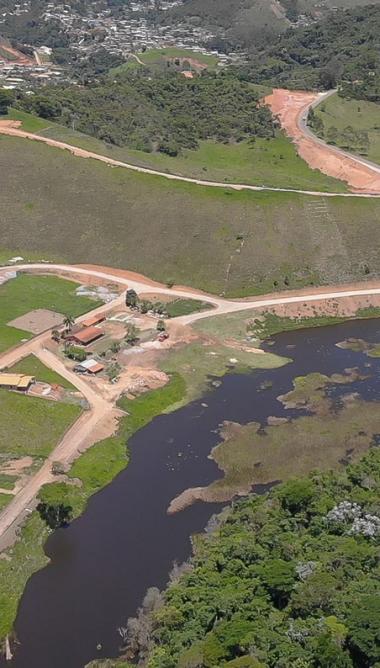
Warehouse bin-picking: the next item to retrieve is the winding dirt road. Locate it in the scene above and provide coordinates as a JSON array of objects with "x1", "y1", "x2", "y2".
[
  {"x1": 0, "y1": 118, "x2": 379, "y2": 198},
  {"x1": 265, "y1": 88, "x2": 380, "y2": 194},
  {"x1": 2, "y1": 262, "x2": 380, "y2": 545}
]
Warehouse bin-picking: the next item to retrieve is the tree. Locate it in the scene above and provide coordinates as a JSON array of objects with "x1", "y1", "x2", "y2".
[
  {"x1": 51, "y1": 329, "x2": 61, "y2": 342},
  {"x1": 326, "y1": 126, "x2": 339, "y2": 145},
  {"x1": 37, "y1": 501, "x2": 72, "y2": 529},
  {"x1": 0, "y1": 88, "x2": 14, "y2": 115},
  {"x1": 278, "y1": 478, "x2": 316, "y2": 514},
  {"x1": 63, "y1": 314, "x2": 75, "y2": 331},
  {"x1": 258, "y1": 558, "x2": 296, "y2": 607},
  {"x1": 126, "y1": 289, "x2": 138, "y2": 308},
  {"x1": 125, "y1": 323, "x2": 139, "y2": 345},
  {"x1": 51, "y1": 460, "x2": 66, "y2": 475},
  {"x1": 313, "y1": 634, "x2": 353, "y2": 668},
  {"x1": 157, "y1": 319, "x2": 166, "y2": 332},
  {"x1": 347, "y1": 596, "x2": 380, "y2": 664}
]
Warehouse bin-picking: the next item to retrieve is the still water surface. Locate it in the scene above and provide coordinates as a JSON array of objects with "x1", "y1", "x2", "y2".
[{"x1": 5, "y1": 318, "x2": 380, "y2": 667}]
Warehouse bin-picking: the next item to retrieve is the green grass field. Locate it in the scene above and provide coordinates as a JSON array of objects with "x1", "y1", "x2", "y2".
[
  {"x1": 165, "y1": 298, "x2": 213, "y2": 318},
  {"x1": 0, "y1": 389, "x2": 82, "y2": 458},
  {"x1": 0, "y1": 274, "x2": 101, "y2": 353},
  {"x1": 112, "y1": 47, "x2": 219, "y2": 73},
  {"x1": 7, "y1": 354, "x2": 75, "y2": 389},
  {"x1": 2, "y1": 108, "x2": 346, "y2": 191},
  {"x1": 314, "y1": 93, "x2": 380, "y2": 165},
  {"x1": 0, "y1": 135, "x2": 379, "y2": 297}
]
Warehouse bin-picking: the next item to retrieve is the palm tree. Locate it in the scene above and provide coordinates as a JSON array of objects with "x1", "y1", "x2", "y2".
[{"x1": 63, "y1": 314, "x2": 75, "y2": 332}]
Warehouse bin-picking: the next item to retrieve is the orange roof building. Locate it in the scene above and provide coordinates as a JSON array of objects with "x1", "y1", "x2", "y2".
[
  {"x1": 81, "y1": 314, "x2": 106, "y2": 328},
  {"x1": 68, "y1": 326, "x2": 104, "y2": 346}
]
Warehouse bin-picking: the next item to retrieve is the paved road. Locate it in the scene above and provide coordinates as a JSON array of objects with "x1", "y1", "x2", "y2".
[
  {"x1": 1, "y1": 121, "x2": 379, "y2": 199},
  {"x1": 298, "y1": 90, "x2": 380, "y2": 176},
  {"x1": 2, "y1": 261, "x2": 380, "y2": 543}
]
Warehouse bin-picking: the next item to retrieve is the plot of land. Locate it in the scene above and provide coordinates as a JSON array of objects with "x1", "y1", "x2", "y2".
[
  {"x1": 0, "y1": 274, "x2": 101, "y2": 353},
  {"x1": 8, "y1": 308, "x2": 64, "y2": 334},
  {"x1": 0, "y1": 388, "x2": 82, "y2": 459}
]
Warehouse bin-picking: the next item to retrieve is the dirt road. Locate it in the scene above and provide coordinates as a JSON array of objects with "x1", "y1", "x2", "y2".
[
  {"x1": 2, "y1": 261, "x2": 380, "y2": 543},
  {"x1": 265, "y1": 88, "x2": 380, "y2": 194},
  {"x1": 5, "y1": 263, "x2": 380, "y2": 323},
  {"x1": 0, "y1": 120, "x2": 379, "y2": 198}
]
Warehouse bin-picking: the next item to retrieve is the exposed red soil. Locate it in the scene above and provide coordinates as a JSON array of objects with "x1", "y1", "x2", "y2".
[
  {"x1": 265, "y1": 88, "x2": 380, "y2": 193},
  {"x1": 0, "y1": 44, "x2": 34, "y2": 66}
]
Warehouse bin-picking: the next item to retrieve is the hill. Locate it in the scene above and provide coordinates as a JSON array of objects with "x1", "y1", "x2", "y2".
[
  {"x1": 0, "y1": 134, "x2": 379, "y2": 297},
  {"x1": 240, "y1": 4, "x2": 380, "y2": 98},
  {"x1": 16, "y1": 70, "x2": 276, "y2": 156},
  {"x1": 163, "y1": 0, "x2": 380, "y2": 49}
]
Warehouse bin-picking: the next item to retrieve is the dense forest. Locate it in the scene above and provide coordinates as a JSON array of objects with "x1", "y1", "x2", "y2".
[
  {"x1": 17, "y1": 71, "x2": 276, "y2": 155},
  {"x1": 238, "y1": 4, "x2": 380, "y2": 101},
  {"x1": 94, "y1": 446, "x2": 380, "y2": 668}
]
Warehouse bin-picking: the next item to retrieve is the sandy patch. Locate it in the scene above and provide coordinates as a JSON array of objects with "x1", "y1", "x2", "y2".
[
  {"x1": 0, "y1": 120, "x2": 22, "y2": 129},
  {"x1": 0, "y1": 457, "x2": 33, "y2": 475},
  {"x1": 8, "y1": 309, "x2": 64, "y2": 334},
  {"x1": 262, "y1": 294, "x2": 380, "y2": 320},
  {"x1": 265, "y1": 88, "x2": 380, "y2": 193}
]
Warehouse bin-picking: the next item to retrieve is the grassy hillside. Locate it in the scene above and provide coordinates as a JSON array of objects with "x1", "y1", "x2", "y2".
[
  {"x1": 314, "y1": 93, "x2": 380, "y2": 166},
  {"x1": 0, "y1": 135, "x2": 379, "y2": 296},
  {"x1": 163, "y1": 0, "x2": 380, "y2": 48},
  {"x1": 2, "y1": 109, "x2": 346, "y2": 192},
  {"x1": 241, "y1": 4, "x2": 380, "y2": 97}
]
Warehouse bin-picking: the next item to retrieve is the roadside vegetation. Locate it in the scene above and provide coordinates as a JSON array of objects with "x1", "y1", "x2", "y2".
[
  {"x1": 0, "y1": 274, "x2": 101, "y2": 353},
  {"x1": 1, "y1": 108, "x2": 346, "y2": 192},
  {"x1": 194, "y1": 306, "x2": 380, "y2": 345},
  {"x1": 165, "y1": 299, "x2": 212, "y2": 318},
  {"x1": 108, "y1": 445, "x2": 380, "y2": 668},
  {"x1": 1, "y1": 137, "x2": 379, "y2": 297},
  {"x1": 313, "y1": 93, "x2": 380, "y2": 166}
]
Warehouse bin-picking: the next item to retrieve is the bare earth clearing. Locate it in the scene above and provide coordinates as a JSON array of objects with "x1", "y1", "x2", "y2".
[
  {"x1": 266, "y1": 89, "x2": 380, "y2": 193},
  {"x1": 8, "y1": 309, "x2": 64, "y2": 334}
]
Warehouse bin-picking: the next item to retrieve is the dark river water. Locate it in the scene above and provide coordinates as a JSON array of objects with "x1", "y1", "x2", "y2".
[{"x1": 4, "y1": 318, "x2": 380, "y2": 668}]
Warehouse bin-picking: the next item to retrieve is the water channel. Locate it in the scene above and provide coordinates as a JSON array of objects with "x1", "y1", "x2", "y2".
[{"x1": 4, "y1": 317, "x2": 380, "y2": 668}]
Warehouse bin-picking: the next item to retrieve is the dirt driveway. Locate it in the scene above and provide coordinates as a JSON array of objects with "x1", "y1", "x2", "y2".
[{"x1": 265, "y1": 88, "x2": 380, "y2": 193}]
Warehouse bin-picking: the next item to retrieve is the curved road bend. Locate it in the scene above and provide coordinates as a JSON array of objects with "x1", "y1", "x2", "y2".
[
  {"x1": 299, "y1": 89, "x2": 380, "y2": 176},
  {"x1": 0, "y1": 123, "x2": 379, "y2": 199},
  {"x1": 2, "y1": 262, "x2": 380, "y2": 542}
]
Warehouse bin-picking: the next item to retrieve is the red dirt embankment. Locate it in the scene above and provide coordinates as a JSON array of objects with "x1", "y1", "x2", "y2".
[{"x1": 265, "y1": 89, "x2": 380, "y2": 194}]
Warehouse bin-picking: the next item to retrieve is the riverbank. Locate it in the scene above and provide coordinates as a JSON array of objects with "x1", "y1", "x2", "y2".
[{"x1": 1, "y1": 306, "x2": 380, "y2": 661}]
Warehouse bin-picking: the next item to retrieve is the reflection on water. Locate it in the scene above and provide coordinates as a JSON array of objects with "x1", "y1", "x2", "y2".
[{"x1": 4, "y1": 318, "x2": 380, "y2": 668}]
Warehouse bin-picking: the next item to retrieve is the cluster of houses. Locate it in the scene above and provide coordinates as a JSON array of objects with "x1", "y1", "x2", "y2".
[{"x1": 0, "y1": 0, "x2": 233, "y2": 91}]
